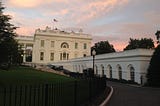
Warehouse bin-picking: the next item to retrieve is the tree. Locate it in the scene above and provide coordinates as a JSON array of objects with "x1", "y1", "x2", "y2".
[
  {"x1": 0, "y1": 2, "x2": 22, "y2": 69},
  {"x1": 155, "y1": 30, "x2": 160, "y2": 43},
  {"x1": 91, "y1": 40, "x2": 115, "y2": 55},
  {"x1": 124, "y1": 38, "x2": 154, "y2": 50},
  {"x1": 146, "y1": 44, "x2": 160, "y2": 87}
]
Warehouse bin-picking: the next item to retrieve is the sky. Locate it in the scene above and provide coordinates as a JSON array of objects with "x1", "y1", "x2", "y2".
[{"x1": 2, "y1": 0, "x2": 160, "y2": 51}]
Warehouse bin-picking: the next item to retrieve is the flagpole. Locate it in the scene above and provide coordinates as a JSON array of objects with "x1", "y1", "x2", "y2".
[{"x1": 53, "y1": 19, "x2": 58, "y2": 30}]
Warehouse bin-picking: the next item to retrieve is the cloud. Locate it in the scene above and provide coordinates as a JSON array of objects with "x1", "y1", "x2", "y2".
[
  {"x1": 5, "y1": 0, "x2": 129, "y2": 26},
  {"x1": 16, "y1": 27, "x2": 35, "y2": 36},
  {"x1": 4, "y1": 0, "x2": 159, "y2": 51},
  {"x1": 74, "y1": 0, "x2": 129, "y2": 24},
  {"x1": 7, "y1": 0, "x2": 52, "y2": 8}
]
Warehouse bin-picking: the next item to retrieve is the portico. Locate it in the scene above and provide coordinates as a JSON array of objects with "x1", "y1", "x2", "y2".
[{"x1": 15, "y1": 36, "x2": 34, "y2": 62}]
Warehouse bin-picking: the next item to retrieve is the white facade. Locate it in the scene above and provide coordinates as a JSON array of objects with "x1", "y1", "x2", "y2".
[
  {"x1": 15, "y1": 26, "x2": 92, "y2": 64},
  {"x1": 52, "y1": 49, "x2": 154, "y2": 84}
]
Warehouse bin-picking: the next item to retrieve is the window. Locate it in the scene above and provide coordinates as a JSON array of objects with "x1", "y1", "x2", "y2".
[
  {"x1": 119, "y1": 70, "x2": 122, "y2": 80},
  {"x1": 117, "y1": 65, "x2": 122, "y2": 80},
  {"x1": 60, "y1": 52, "x2": 69, "y2": 60},
  {"x1": 63, "y1": 52, "x2": 67, "y2": 60},
  {"x1": 108, "y1": 65, "x2": 112, "y2": 78},
  {"x1": 40, "y1": 52, "x2": 44, "y2": 61},
  {"x1": 75, "y1": 43, "x2": 78, "y2": 49},
  {"x1": 130, "y1": 67, "x2": 135, "y2": 81},
  {"x1": 51, "y1": 41, "x2": 54, "y2": 47},
  {"x1": 101, "y1": 65, "x2": 104, "y2": 76},
  {"x1": 83, "y1": 54, "x2": 86, "y2": 57},
  {"x1": 61, "y1": 42, "x2": 69, "y2": 48},
  {"x1": 41, "y1": 40, "x2": 44, "y2": 47},
  {"x1": 84, "y1": 43, "x2": 87, "y2": 49},
  {"x1": 50, "y1": 53, "x2": 54, "y2": 61},
  {"x1": 60, "y1": 53, "x2": 62, "y2": 60},
  {"x1": 128, "y1": 65, "x2": 135, "y2": 82}
]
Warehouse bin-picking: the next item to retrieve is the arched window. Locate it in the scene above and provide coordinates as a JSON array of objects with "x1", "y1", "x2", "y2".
[
  {"x1": 128, "y1": 64, "x2": 135, "y2": 82},
  {"x1": 130, "y1": 66, "x2": 135, "y2": 81},
  {"x1": 107, "y1": 65, "x2": 112, "y2": 78},
  {"x1": 117, "y1": 64, "x2": 122, "y2": 80},
  {"x1": 101, "y1": 64, "x2": 104, "y2": 76},
  {"x1": 61, "y1": 42, "x2": 69, "y2": 48}
]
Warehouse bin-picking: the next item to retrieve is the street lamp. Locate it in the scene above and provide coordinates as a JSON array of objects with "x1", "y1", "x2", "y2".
[{"x1": 92, "y1": 49, "x2": 96, "y2": 75}]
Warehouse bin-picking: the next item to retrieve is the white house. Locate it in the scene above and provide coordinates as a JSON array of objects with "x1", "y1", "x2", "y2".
[{"x1": 15, "y1": 26, "x2": 92, "y2": 64}]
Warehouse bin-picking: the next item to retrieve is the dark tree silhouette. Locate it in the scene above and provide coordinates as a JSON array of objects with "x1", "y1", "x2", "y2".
[
  {"x1": 91, "y1": 40, "x2": 115, "y2": 55},
  {"x1": 146, "y1": 44, "x2": 160, "y2": 87},
  {"x1": 124, "y1": 38, "x2": 154, "y2": 50},
  {"x1": 0, "y1": 2, "x2": 22, "y2": 69}
]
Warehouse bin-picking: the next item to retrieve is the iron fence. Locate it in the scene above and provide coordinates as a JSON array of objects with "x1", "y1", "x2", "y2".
[{"x1": 0, "y1": 77, "x2": 106, "y2": 106}]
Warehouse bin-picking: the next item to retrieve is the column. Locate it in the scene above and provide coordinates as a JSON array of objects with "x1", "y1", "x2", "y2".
[{"x1": 23, "y1": 43, "x2": 26, "y2": 62}]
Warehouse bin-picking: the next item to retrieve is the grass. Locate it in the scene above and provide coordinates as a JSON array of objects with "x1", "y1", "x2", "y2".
[
  {"x1": 0, "y1": 66, "x2": 74, "y2": 85},
  {"x1": 0, "y1": 66, "x2": 106, "y2": 106}
]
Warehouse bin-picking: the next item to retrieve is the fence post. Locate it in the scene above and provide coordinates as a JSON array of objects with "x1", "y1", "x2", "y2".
[
  {"x1": 3, "y1": 87, "x2": 6, "y2": 106},
  {"x1": 89, "y1": 78, "x2": 92, "y2": 102},
  {"x1": 24, "y1": 85, "x2": 27, "y2": 106},
  {"x1": 19, "y1": 86, "x2": 22, "y2": 106},
  {"x1": 45, "y1": 84, "x2": 49, "y2": 106},
  {"x1": 9, "y1": 86, "x2": 12, "y2": 106},
  {"x1": 29, "y1": 85, "x2": 32, "y2": 106},
  {"x1": 74, "y1": 80, "x2": 77, "y2": 106},
  {"x1": 15, "y1": 86, "x2": 17, "y2": 106}
]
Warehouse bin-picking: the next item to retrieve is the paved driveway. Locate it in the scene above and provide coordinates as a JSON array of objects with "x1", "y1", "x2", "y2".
[{"x1": 107, "y1": 81, "x2": 160, "y2": 106}]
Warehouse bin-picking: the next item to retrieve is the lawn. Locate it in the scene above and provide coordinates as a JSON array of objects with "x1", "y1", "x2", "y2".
[
  {"x1": 0, "y1": 66, "x2": 106, "y2": 106},
  {"x1": 0, "y1": 66, "x2": 74, "y2": 85}
]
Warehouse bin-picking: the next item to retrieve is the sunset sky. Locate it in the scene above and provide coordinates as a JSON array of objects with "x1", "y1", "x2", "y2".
[{"x1": 2, "y1": 0, "x2": 160, "y2": 51}]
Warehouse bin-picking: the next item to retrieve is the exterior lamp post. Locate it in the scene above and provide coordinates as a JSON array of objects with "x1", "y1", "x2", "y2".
[{"x1": 92, "y1": 49, "x2": 96, "y2": 75}]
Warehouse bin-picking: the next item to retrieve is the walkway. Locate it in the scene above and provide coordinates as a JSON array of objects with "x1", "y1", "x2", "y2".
[{"x1": 107, "y1": 81, "x2": 160, "y2": 106}]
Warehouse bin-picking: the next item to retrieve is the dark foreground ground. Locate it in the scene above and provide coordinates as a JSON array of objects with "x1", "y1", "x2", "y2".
[{"x1": 107, "y1": 81, "x2": 160, "y2": 106}]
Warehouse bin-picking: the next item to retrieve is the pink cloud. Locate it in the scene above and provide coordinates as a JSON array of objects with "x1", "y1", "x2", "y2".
[
  {"x1": 16, "y1": 27, "x2": 35, "y2": 36},
  {"x1": 75, "y1": 0, "x2": 129, "y2": 24},
  {"x1": 7, "y1": 0, "x2": 52, "y2": 8}
]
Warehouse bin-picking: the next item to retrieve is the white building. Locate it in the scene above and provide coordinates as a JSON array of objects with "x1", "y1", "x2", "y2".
[
  {"x1": 16, "y1": 27, "x2": 158, "y2": 85},
  {"x1": 52, "y1": 49, "x2": 154, "y2": 84},
  {"x1": 15, "y1": 26, "x2": 92, "y2": 64}
]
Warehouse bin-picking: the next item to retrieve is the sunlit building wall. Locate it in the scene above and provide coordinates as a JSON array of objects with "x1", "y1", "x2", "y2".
[{"x1": 15, "y1": 26, "x2": 92, "y2": 64}]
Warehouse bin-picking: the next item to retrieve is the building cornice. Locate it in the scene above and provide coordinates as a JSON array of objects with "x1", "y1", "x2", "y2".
[
  {"x1": 35, "y1": 33, "x2": 92, "y2": 40},
  {"x1": 69, "y1": 49, "x2": 154, "y2": 62}
]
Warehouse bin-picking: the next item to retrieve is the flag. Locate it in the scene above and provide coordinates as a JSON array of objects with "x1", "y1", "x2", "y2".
[{"x1": 53, "y1": 19, "x2": 58, "y2": 22}]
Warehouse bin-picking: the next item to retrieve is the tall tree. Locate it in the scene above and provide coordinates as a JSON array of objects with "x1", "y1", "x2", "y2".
[
  {"x1": 91, "y1": 40, "x2": 115, "y2": 55},
  {"x1": 0, "y1": 2, "x2": 22, "y2": 69},
  {"x1": 146, "y1": 44, "x2": 160, "y2": 87},
  {"x1": 124, "y1": 38, "x2": 154, "y2": 50},
  {"x1": 155, "y1": 30, "x2": 160, "y2": 43}
]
